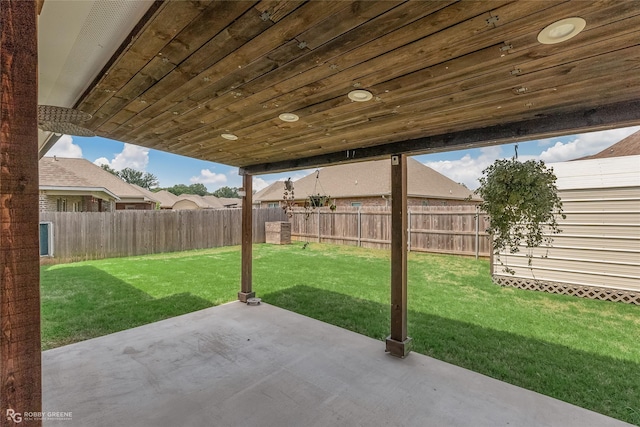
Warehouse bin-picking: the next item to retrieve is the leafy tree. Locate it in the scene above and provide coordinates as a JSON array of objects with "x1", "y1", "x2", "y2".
[
  {"x1": 101, "y1": 164, "x2": 120, "y2": 176},
  {"x1": 212, "y1": 186, "x2": 240, "y2": 198},
  {"x1": 163, "y1": 183, "x2": 209, "y2": 196},
  {"x1": 118, "y1": 167, "x2": 159, "y2": 189},
  {"x1": 475, "y1": 157, "x2": 565, "y2": 274}
]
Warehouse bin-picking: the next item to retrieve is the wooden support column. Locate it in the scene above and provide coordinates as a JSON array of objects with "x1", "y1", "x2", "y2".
[
  {"x1": 1, "y1": 1, "x2": 42, "y2": 425},
  {"x1": 238, "y1": 172, "x2": 255, "y2": 302},
  {"x1": 386, "y1": 154, "x2": 412, "y2": 358}
]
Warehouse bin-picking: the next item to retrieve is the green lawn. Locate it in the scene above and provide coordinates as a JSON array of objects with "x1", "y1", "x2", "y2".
[{"x1": 41, "y1": 243, "x2": 640, "y2": 425}]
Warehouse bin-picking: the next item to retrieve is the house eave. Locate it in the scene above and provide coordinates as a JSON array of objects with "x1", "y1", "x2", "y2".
[{"x1": 40, "y1": 186, "x2": 120, "y2": 200}]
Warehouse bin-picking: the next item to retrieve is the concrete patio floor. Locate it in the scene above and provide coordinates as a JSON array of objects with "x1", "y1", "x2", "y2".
[{"x1": 42, "y1": 302, "x2": 631, "y2": 427}]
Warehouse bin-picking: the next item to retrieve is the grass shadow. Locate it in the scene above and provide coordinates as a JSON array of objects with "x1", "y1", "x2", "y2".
[
  {"x1": 41, "y1": 265, "x2": 213, "y2": 350},
  {"x1": 262, "y1": 285, "x2": 640, "y2": 425}
]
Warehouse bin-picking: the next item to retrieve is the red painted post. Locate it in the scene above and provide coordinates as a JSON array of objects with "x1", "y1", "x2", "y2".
[{"x1": 1, "y1": 1, "x2": 42, "y2": 425}]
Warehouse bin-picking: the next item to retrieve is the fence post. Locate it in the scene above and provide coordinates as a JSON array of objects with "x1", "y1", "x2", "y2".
[
  {"x1": 475, "y1": 206, "x2": 480, "y2": 260},
  {"x1": 357, "y1": 208, "x2": 361, "y2": 247},
  {"x1": 408, "y1": 210, "x2": 412, "y2": 252},
  {"x1": 317, "y1": 209, "x2": 321, "y2": 243}
]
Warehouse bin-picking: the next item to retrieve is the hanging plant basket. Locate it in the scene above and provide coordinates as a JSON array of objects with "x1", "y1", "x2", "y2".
[{"x1": 308, "y1": 194, "x2": 330, "y2": 207}]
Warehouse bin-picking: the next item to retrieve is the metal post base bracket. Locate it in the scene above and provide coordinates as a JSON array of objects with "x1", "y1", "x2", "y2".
[
  {"x1": 238, "y1": 291, "x2": 256, "y2": 303},
  {"x1": 385, "y1": 336, "x2": 413, "y2": 358}
]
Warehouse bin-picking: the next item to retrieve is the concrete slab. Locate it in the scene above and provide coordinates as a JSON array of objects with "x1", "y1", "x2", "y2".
[{"x1": 42, "y1": 302, "x2": 632, "y2": 427}]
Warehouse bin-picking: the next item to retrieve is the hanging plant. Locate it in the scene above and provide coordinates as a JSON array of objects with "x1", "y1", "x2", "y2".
[
  {"x1": 475, "y1": 156, "x2": 565, "y2": 274},
  {"x1": 308, "y1": 194, "x2": 330, "y2": 208},
  {"x1": 282, "y1": 178, "x2": 296, "y2": 218}
]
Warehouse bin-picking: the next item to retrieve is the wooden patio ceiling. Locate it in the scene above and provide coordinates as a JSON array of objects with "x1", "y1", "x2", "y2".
[{"x1": 74, "y1": 0, "x2": 640, "y2": 173}]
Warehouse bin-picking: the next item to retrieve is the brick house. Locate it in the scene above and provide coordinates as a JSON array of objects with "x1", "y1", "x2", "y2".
[
  {"x1": 254, "y1": 158, "x2": 480, "y2": 208},
  {"x1": 39, "y1": 157, "x2": 158, "y2": 212}
]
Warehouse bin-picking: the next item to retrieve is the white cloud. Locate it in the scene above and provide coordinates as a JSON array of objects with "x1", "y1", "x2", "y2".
[
  {"x1": 190, "y1": 169, "x2": 227, "y2": 187},
  {"x1": 538, "y1": 126, "x2": 640, "y2": 163},
  {"x1": 425, "y1": 146, "x2": 503, "y2": 190},
  {"x1": 94, "y1": 157, "x2": 110, "y2": 166},
  {"x1": 46, "y1": 135, "x2": 82, "y2": 158},
  {"x1": 253, "y1": 177, "x2": 270, "y2": 191},
  {"x1": 93, "y1": 143, "x2": 149, "y2": 171}
]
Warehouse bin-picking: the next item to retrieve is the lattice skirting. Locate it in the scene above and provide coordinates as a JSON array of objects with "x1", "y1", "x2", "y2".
[{"x1": 492, "y1": 276, "x2": 640, "y2": 305}]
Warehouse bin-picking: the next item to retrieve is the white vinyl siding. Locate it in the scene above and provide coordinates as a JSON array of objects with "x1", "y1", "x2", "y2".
[{"x1": 493, "y1": 156, "x2": 640, "y2": 295}]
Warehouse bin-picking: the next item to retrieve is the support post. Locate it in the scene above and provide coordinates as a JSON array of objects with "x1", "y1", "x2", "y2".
[
  {"x1": 386, "y1": 154, "x2": 412, "y2": 357},
  {"x1": 1, "y1": 1, "x2": 42, "y2": 424},
  {"x1": 238, "y1": 173, "x2": 254, "y2": 302}
]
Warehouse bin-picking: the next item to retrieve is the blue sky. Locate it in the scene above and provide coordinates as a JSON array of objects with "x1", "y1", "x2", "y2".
[{"x1": 47, "y1": 125, "x2": 640, "y2": 192}]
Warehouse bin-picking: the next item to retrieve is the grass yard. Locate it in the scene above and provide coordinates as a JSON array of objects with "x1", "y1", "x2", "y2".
[{"x1": 41, "y1": 243, "x2": 640, "y2": 425}]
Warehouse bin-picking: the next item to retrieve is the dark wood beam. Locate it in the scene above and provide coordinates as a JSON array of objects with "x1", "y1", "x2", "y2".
[
  {"x1": 240, "y1": 99, "x2": 640, "y2": 175},
  {"x1": 238, "y1": 172, "x2": 255, "y2": 302},
  {"x1": 1, "y1": 0, "x2": 42, "y2": 424},
  {"x1": 385, "y1": 154, "x2": 412, "y2": 358}
]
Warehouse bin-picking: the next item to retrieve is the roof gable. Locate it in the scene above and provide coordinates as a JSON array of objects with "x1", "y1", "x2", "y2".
[
  {"x1": 577, "y1": 130, "x2": 640, "y2": 160},
  {"x1": 255, "y1": 158, "x2": 476, "y2": 202},
  {"x1": 39, "y1": 157, "x2": 151, "y2": 201}
]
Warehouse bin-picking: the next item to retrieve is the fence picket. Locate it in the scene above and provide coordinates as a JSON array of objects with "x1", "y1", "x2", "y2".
[
  {"x1": 40, "y1": 208, "x2": 287, "y2": 264},
  {"x1": 289, "y1": 206, "x2": 490, "y2": 257}
]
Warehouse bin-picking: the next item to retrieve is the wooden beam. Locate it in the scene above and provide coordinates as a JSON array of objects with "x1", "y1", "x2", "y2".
[
  {"x1": 1, "y1": 0, "x2": 42, "y2": 425},
  {"x1": 238, "y1": 172, "x2": 254, "y2": 302},
  {"x1": 240, "y1": 99, "x2": 640, "y2": 175},
  {"x1": 386, "y1": 154, "x2": 411, "y2": 358}
]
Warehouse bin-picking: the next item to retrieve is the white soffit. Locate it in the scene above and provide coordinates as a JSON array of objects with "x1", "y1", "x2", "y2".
[
  {"x1": 550, "y1": 155, "x2": 640, "y2": 190},
  {"x1": 38, "y1": 0, "x2": 154, "y2": 108}
]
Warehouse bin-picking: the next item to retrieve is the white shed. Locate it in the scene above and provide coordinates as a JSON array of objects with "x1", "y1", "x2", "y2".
[{"x1": 492, "y1": 155, "x2": 640, "y2": 304}]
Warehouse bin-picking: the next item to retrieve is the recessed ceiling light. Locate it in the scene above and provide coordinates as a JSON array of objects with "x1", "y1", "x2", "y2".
[
  {"x1": 537, "y1": 17, "x2": 586, "y2": 45},
  {"x1": 348, "y1": 89, "x2": 373, "y2": 102},
  {"x1": 279, "y1": 113, "x2": 299, "y2": 122},
  {"x1": 221, "y1": 133, "x2": 238, "y2": 140}
]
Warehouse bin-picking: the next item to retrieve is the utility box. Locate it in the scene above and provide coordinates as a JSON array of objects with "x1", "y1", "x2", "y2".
[{"x1": 265, "y1": 221, "x2": 291, "y2": 245}]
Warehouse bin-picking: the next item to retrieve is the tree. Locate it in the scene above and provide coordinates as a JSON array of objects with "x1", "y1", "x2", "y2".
[
  {"x1": 101, "y1": 164, "x2": 119, "y2": 176},
  {"x1": 212, "y1": 186, "x2": 239, "y2": 198},
  {"x1": 118, "y1": 167, "x2": 159, "y2": 189},
  {"x1": 163, "y1": 183, "x2": 209, "y2": 196},
  {"x1": 475, "y1": 157, "x2": 565, "y2": 274}
]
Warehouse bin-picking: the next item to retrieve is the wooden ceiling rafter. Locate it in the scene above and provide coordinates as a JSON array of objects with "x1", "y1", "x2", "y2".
[
  {"x1": 240, "y1": 98, "x2": 640, "y2": 175},
  {"x1": 143, "y1": 1, "x2": 636, "y2": 151},
  {"x1": 176, "y1": 6, "x2": 640, "y2": 162},
  {"x1": 72, "y1": 0, "x2": 640, "y2": 171}
]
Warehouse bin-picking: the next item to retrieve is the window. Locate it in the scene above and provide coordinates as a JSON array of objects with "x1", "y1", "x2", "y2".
[
  {"x1": 39, "y1": 222, "x2": 53, "y2": 257},
  {"x1": 72, "y1": 201, "x2": 81, "y2": 212},
  {"x1": 268, "y1": 202, "x2": 279, "y2": 208},
  {"x1": 125, "y1": 205, "x2": 137, "y2": 210},
  {"x1": 351, "y1": 202, "x2": 362, "y2": 207},
  {"x1": 422, "y1": 200, "x2": 430, "y2": 206},
  {"x1": 56, "y1": 198, "x2": 67, "y2": 212}
]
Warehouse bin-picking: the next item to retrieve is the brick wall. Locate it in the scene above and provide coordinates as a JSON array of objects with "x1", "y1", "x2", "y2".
[
  {"x1": 261, "y1": 196, "x2": 479, "y2": 209},
  {"x1": 39, "y1": 192, "x2": 113, "y2": 212}
]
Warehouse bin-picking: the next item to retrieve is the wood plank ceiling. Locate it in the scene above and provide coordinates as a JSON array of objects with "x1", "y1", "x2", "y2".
[{"x1": 75, "y1": 0, "x2": 640, "y2": 172}]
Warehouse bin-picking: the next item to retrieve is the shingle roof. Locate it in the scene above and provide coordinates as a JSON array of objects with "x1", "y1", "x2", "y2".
[
  {"x1": 253, "y1": 181, "x2": 286, "y2": 203},
  {"x1": 218, "y1": 197, "x2": 242, "y2": 208},
  {"x1": 130, "y1": 184, "x2": 161, "y2": 204},
  {"x1": 577, "y1": 130, "x2": 640, "y2": 160},
  {"x1": 255, "y1": 158, "x2": 477, "y2": 202},
  {"x1": 172, "y1": 194, "x2": 230, "y2": 209},
  {"x1": 39, "y1": 157, "x2": 151, "y2": 201},
  {"x1": 147, "y1": 189, "x2": 179, "y2": 208}
]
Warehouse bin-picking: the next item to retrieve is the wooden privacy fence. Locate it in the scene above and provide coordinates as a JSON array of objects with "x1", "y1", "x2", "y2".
[
  {"x1": 290, "y1": 206, "x2": 491, "y2": 257},
  {"x1": 40, "y1": 208, "x2": 287, "y2": 263}
]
